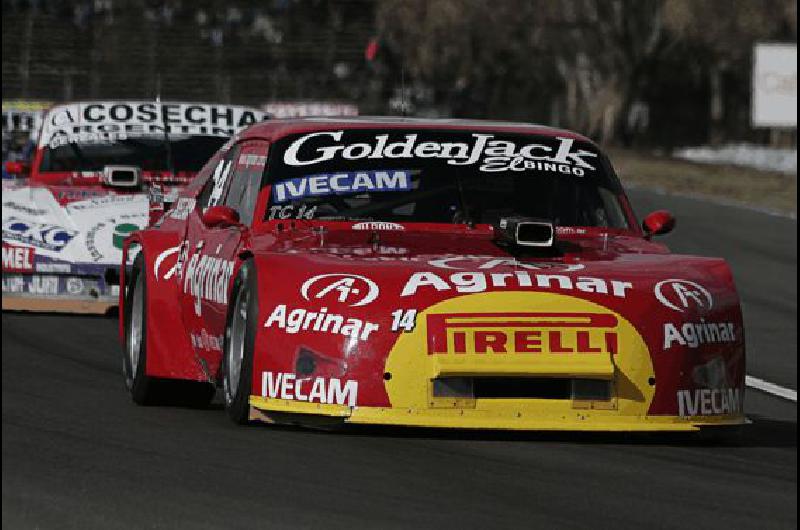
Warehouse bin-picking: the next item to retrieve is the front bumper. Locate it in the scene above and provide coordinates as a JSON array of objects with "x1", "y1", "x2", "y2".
[
  {"x1": 2, "y1": 295, "x2": 116, "y2": 314},
  {"x1": 2, "y1": 263, "x2": 122, "y2": 314},
  {"x1": 249, "y1": 396, "x2": 746, "y2": 432},
  {"x1": 249, "y1": 291, "x2": 746, "y2": 433}
]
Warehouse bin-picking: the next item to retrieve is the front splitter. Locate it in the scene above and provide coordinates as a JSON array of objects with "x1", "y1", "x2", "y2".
[{"x1": 249, "y1": 396, "x2": 746, "y2": 432}]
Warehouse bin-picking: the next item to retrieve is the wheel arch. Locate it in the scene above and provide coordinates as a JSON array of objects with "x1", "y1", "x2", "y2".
[
  {"x1": 121, "y1": 231, "x2": 206, "y2": 382},
  {"x1": 221, "y1": 255, "x2": 261, "y2": 422}
]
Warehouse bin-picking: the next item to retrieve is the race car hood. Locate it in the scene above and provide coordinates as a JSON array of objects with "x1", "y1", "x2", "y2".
[
  {"x1": 2, "y1": 182, "x2": 148, "y2": 272},
  {"x1": 251, "y1": 228, "x2": 739, "y2": 320},
  {"x1": 250, "y1": 226, "x2": 744, "y2": 416},
  {"x1": 251, "y1": 225, "x2": 724, "y2": 281}
]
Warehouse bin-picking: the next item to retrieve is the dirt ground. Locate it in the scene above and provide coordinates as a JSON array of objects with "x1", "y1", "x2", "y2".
[{"x1": 608, "y1": 149, "x2": 797, "y2": 217}]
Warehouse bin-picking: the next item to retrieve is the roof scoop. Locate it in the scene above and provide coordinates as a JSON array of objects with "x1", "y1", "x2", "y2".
[
  {"x1": 102, "y1": 165, "x2": 141, "y2": 188},
  {"x1": 495, "y1": 216, "x2": 555, "y2": 248}
]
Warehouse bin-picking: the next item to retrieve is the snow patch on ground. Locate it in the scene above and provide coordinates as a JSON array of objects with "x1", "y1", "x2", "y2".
[{"x1": 674, "y1": 144, "x2": 797, "y2": 175}]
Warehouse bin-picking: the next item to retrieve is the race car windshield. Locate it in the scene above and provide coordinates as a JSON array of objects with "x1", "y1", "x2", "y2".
[
  {"x1": 39, "y1": 135, "x2": 227, "y2": 172},
  {"x1": 264, "y1": 129, "x2": 630, "y2": 229}
]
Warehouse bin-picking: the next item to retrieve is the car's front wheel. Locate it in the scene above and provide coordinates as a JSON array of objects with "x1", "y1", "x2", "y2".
[
  {"x1": 222, "y1": 259, "x2": 258, "y2": 424},
  {"x1": 123, "y1": 252, "x2": 156, "y2": 404}
]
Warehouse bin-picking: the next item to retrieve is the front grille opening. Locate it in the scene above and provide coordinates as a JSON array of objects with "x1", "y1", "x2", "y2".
[
  {"x1": 433, "y1": 377, "x2": 474, "y2": 398},
  {"x1": 516, "y1": 222, "x2": 553, "y2": 245},
  {"x1": 571, "y1": 378, "x2": 612, "y2": 401},
  {"x1": 433, "y1": 377, "x2": 612, "y2": 400},
  {"x1": 476, "y1": 377, "x2": 570, "y2": 399}
]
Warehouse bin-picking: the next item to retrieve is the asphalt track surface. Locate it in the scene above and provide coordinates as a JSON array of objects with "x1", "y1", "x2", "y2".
[{"x1": 2, "y1": 189, "x2": 796, "y2": 529}]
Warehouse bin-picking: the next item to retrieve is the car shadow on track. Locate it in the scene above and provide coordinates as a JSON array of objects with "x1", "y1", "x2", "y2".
[
  {"x1": 12, "y1": 312, "x2": 790, "y2": 448},
  {"x1": 736, "y1": 415, "x2": 797, "y2": 448}
]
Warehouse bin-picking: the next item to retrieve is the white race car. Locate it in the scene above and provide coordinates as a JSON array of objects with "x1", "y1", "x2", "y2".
[{"x1": 2, "y1": 100, "x2": 268, "y2": 313}]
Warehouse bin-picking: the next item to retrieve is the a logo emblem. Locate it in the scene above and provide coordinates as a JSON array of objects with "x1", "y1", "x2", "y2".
[
  {"x1": 112, "y1": 223, "x2": 139, "y2": 249},
  {"x1": 654, "y1": 279, "x2": 713, "y2": 312},
  {"x1": 2, "y1": 218, "x2": 77, "y2": 251},
  {"x1": 426, "y1": 312, "x2": 619, "y2": 355},
  {"x1": 66, "y1": 277, "x2": 84, "y2": 295},
  {"x1": 153, "y1": 244, "x2": 182, "y2": 281},
  {"x1": 2, "y1": 243, "x2": 35, "y2": 272},
  {"x1": 301, "y1": 273, "x2": 379, "y2": 307},
  {"x1": 427, "y1": 256, "x2": 584, "y2": 271},
  {"x1": 352, "y1": 221, "x2": 405, "y2": 231}
]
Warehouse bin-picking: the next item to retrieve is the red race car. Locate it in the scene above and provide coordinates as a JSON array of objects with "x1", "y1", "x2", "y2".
[{"x1": 120, "y1": 117, "x2": 746, "y2": 432}]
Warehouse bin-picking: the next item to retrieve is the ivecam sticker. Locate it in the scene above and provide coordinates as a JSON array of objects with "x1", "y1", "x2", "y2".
[
  {"x1": 261, "y1": 371, "x2": 358, "y2": 407},
  {"x1": 272, "y1": 170, "x2": 411, "y2": 203}
]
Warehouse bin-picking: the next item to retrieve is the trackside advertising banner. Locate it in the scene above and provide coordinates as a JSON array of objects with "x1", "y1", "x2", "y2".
[
  {"x1": 40, "y1": 101, "x2": 270, "y2": 149},
  {"x1": 261, "y1": 101, "x2": 359, "y2": 118}
]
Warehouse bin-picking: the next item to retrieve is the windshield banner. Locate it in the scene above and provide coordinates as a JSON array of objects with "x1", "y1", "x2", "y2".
[
  {"x1": 41, "y1": 101, "x2": 270, "y2": 149},
  {"x1": 280, "y1": 130, "x2": 599, "y2": 175}
]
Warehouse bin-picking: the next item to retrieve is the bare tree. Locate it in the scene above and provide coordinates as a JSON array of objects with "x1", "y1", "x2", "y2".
[
  {"x1": 664, "y1": 0, "x2": 797, "y2": 144},
  {"x1": 376, "y1": 0, "x2": 796, "y2": 145},
  {"x1": 377, "y1": 0, "x2": 673, "y2": 142}
]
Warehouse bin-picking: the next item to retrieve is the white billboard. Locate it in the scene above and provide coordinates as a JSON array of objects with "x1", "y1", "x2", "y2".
[
  {"x1": 752, "y1": 43, "x2": 797, "y2": 128},
  {"x1": 262, "y1": 101, "x2": 359, "y2": 118}
]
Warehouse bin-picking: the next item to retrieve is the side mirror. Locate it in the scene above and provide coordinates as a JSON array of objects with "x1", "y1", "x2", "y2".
[
  {"x1": 202, "y1": 205, "x2": 241, "y2": 228},
  {"x1": 642, "y1": 210, "x2": 675, "y2": 238},
  {"x1": 4, "y1": 160, "x2": 29, "y2": 177}
]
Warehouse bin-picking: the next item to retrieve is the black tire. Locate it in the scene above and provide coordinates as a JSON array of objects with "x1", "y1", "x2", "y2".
[
  {"x1": 222, "y1": 259, "x2": 258, "y2": 424},
  {"x1": 123, "y1": 252, "x2": 158, "y2": 404},
  {"x1": 123, "y1": 250, "x2": 215, "y2": 407}
]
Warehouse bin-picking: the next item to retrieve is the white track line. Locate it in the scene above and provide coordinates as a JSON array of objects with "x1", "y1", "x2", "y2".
[{"x1": 746, "y1": 375, "x2": 797, "y2": 402}]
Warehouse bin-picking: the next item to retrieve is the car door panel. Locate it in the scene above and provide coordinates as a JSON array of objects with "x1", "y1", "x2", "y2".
[{"x1": 179, "y1": 140, "x2": 268, "y2": 379}]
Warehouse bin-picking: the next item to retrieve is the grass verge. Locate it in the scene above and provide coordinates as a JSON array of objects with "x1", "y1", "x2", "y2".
[{"x1": 608, "y1": 149, "x2": 797, "y2": 217}]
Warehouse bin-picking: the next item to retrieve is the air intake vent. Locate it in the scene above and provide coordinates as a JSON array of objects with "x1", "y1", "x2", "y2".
[
  {"x1": 496, "y1": 216, "x2": 555, "y2": 247},
  {"x1": 474, "y1": 377, "x2": 570, "y2": 399},
  {"x1": 102, "y1": 165, "x2": 141, "y2": 188},
  {"x1": 432, "y1": 377, "x2": 612, "y2": 400},
  {"x1": 515, "y1": 222, "x2": 554, "y2": 246}
]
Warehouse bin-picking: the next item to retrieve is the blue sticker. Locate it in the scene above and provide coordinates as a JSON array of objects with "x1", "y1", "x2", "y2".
[
  {"x1": 2, "y1": 218, "x2": 77, "y2": 251},
  {"x1": 272, "y1": 170, "x2": 412, "y2": 203}
]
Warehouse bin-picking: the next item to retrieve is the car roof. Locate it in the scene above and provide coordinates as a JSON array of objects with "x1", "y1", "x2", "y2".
[{"x1": 239, "y1": 116, "x2": 595, "y2": 145}]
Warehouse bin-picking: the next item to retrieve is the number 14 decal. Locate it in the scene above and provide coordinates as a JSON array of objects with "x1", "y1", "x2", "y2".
[{"x1": 390, "y1": 309, "x2": 418, "y2": 332}]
